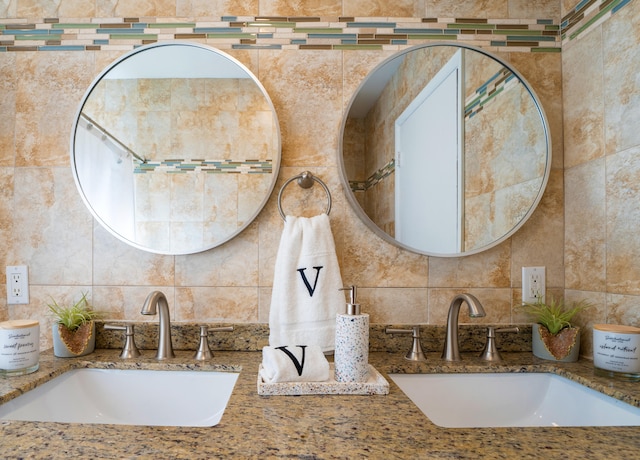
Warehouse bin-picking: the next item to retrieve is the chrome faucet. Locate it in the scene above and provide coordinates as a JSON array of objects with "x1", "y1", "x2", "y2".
[
  {"x1": 442, "y1": 293, "x2": 486, "y2": 361},
  {"x1": 141, "y1": 291, "x2": 175, "y2": 360}
]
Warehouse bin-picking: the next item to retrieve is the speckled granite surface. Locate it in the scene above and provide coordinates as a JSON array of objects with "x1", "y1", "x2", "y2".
[{"x1": 1, "y1": 346, "x2": 639, "y2": 459}]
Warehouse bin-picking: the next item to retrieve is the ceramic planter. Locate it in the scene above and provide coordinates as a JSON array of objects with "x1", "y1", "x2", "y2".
[
  {"x1": 532, "y1": 323, "x2": 580, "y2": 362},
  {"x1": 52, "y1": 320, "x2": 96, "y2": 358}
]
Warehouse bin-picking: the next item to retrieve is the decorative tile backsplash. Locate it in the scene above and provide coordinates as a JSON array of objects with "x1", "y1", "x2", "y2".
[
  {"x1": 0, "y1": 16, "x2": 561, "y2": 53},
  {"x1": 0, "y1": 0, "x2": 631, "y2": 53}
]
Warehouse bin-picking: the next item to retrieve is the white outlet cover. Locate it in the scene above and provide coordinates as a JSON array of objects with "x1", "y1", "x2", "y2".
[{"x1": 6, "y1": 265, "x2": 29, "y2": 305}]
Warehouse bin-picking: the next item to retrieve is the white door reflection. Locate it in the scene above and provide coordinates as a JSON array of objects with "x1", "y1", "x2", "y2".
[{"x1": 395, "y1": 51, "x2": 462, "y2": 254}]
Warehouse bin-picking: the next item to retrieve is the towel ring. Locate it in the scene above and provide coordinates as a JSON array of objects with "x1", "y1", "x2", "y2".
[{"x1": 277, "y1": 171, "x2": 332, "y2": 221}]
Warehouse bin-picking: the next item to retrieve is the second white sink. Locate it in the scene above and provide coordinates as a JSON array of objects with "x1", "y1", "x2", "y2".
[
  {"x1": 390, "y1": 372, "x2": 640, "y2": 428},
  {"x1": 0, "y1": 368, "x2": 239, "y2": 427}
]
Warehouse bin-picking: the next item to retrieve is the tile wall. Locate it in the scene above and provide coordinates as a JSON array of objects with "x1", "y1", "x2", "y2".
[
  {"x1": 562, "y1": 0, "x2": 640, "y2": 355},
  {"x1": 0, "y1": 0, "x2": 635, "y2": 356}
]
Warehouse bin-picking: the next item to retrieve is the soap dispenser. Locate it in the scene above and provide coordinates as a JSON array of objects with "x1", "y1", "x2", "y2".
[{"x1": 334, "y1": 285, "x2": 369, "y2": 382}]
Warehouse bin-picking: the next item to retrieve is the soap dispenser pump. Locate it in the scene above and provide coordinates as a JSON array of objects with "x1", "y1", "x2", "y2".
[{"x1": 334, "y1": 285, "x2": 369, "y2": 382}]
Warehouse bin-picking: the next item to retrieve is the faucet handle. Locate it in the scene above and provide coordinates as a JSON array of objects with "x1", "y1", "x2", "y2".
[
  {"x1": 385, "y1": 326, "x2": 427, "y2": 362},
  {"x1": 194, "y1": 326, "x2": 234, "y2": 361},
  {"x1": 104, "y1": 324, "x2": 141, "y2": 359},
  {"x1": 479, "y1": 326, "x2": 519, "y2": 362}
]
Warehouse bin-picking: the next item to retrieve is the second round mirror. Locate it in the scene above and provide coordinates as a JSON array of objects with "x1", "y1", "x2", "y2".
[{"x1": 340, "y1": 43, "x2": 551, "y2": 257}]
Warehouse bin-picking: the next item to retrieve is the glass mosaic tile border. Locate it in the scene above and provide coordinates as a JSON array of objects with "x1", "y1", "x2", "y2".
[
  {"x1": 561, "y1": 0, "x2": 631, "y2": 42},
  {"x1": 0, "y1": 16, "x2": 560, "y2": 53},
  {"x1": 0, "y1": 0, "x2": 631, "y2": 53},
  {"x1": 465, "y1": 68, "x2": 517, "y2": 120},
  {"x1": 133, "y1": 159, "x2": 273, "y2": 174}
]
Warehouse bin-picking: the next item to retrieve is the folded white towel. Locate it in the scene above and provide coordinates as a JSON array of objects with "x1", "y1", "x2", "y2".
[
  {"x1": 269, "y1": 214, "x2": 344, "y2": 353},
  {"x1": 260, "y1": 345, "x2": 330, "y2": 383}
]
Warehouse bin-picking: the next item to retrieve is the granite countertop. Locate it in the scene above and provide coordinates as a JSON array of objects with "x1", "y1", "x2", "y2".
[{"x1": 1, "y1": 349, "x2": 639, "y2": 459}]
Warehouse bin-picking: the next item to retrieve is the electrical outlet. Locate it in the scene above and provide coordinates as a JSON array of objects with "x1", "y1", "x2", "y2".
[
  {"x1": 522, "y1": 266, "x2": 545, "y2": 304},
  {"x1": 6, "y1": 265, "x2": 29, "y2": 305}
]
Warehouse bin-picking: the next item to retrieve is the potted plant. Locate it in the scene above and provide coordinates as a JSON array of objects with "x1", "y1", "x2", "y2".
[
  {"x1": 48, "y1": 292, "x2": 102, "y2": 358},
  {"x1": 521, "y1": 296, "x2": 591, "y2": 362}
]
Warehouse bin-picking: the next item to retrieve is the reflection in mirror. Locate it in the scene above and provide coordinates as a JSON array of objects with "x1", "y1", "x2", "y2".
[
  {"x1": 340, "y1": 43, "x2": 550, "y2": 257},
  {"x1": 72, "y1": 43, "x2": 280, "y2": 255}
]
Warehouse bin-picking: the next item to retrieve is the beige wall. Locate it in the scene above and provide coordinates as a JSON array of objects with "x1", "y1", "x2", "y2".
[
  {"x1": 562, "y1": 0, "x2": 640, "y2": 355},
  {"x1": 1, "y1": 1, "x2": 631, "y2": 357}
]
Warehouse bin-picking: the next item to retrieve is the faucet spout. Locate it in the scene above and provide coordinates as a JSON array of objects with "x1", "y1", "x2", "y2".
[
  {"x1": 141, "y1": 291, "x2": 175, "y2": 360},
  {"x1": 442, "y1": 293, "x2": 486, "y2": 361}
]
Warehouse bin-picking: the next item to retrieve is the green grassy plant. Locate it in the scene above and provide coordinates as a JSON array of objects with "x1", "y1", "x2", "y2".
[
  {"x1": 48, "y1": 292, "x2": 102, "y2": 331},
  {"x1": 522, "y1": 295, "x2": 591, "y2": 335}
]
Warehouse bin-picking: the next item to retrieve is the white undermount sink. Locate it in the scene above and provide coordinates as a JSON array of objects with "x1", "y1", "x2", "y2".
[
  {"x1": 390, "y1": 372, "x2": 640, "y2": 428},
  {"x1": 0, "y1": 368, "x2": 239, "y2": 427}
]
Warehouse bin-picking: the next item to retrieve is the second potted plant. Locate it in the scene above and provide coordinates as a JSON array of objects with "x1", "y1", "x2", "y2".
[
  {"x1": 522, "y1": 296, "x2": 591, "y2": 362},
  {"x1": 49, "y1": 292, "x2": 102, "y2": 358}
]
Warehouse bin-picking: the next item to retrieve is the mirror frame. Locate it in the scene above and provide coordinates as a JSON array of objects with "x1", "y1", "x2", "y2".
[
  {"x1": 70, "y1": 42, "x2": 281, "y2": 255},
  {"x1": 338, "y1": 42, "x2": 551, "y2": 257}
]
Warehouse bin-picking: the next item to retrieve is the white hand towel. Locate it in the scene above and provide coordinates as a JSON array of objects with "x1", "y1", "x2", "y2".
[
  {"x1": 269, "y1": 213, "x2": 344, "y2": 353},
  {"x1": 260, "y1": 345, "x2": 330, "y2": 383}
]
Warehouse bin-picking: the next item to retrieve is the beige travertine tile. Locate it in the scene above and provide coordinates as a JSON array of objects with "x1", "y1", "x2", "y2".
[
  {"x1": 508, "y1": 52, "x2": 563, "y2": 171},
  {"x1": 258, "y1": 50, "x2": 343, "y2": 168},
  {"x1": 343, "y1": 0, "x2": 424, "y2": 17},
  {"x1": 562, "y1": 27, "x2": 605, "y2": 169},
  {"x1": 258, "y1": 286, "x2": 272, "y2": 323},
  {"x1": 511, "y1": 168, "x2": 564, "y2": 289},
  {"x1": 9, "y1": 167, "x2": 93, "y2": 285},
  {"x1": 0, "y1": 168, "x2": 13, "y2": 292},
  {"x1": 429, "y1": 244, "x2": 510, "y2": 288},
  {"x1": 96, "y1": 0, "x2": 176, "y2": 17},
  {"x1": 565, "y1": 289, "x2": 607, "y2": 358},
  {"x1": 340, "y1": 205, "x2": 429, "y2": 288},
  {"x1": 356, "y1": 287, "x2": 428, "y2": 324},
  {"x1": 15, "y1": 0, "x2": 60, "y2": 17},
  {"x1": 606, "y1": 293, "x2": 640, "y2": 329},
  {"x1": 175, "y1": 222, "x2": 260, "y2": 286},
  {"x1": 564, "y1": 160, "x2": 606, "y2": 291},
  {"x1": 258, "y1": 0, "x2": 341, "y2": 16},
  {"x1": 426, "y1": 0, "x2": 508, "y2": 18},
  {"x1": 177, "y1": 0, "x2": 258, "y2": 16},
  {"x1": 603, "y1": 0, "x2": 640, "y2": 156},
  {"x1": 0, "y1": 0, "x2": 16, "y2": 18},
  {"x1": 508, "y1": 0, "x2": 559, "y2": 19},
  {"x1": 93, "y1": 225, "x2": 175, "y2": 286},
  {"x1": 175, "y1": 287, "x2": 259, "y2": 322},
  {"x1": 606, "y1": 146, "x2": 640, "y2": 296},
  {"x1": 58, "y1": 0, "x2": 95, "y2": 17},
  {"x1": 429, "y1": 288, "x2": 512, "y2": 324},
  {"x1": 15, "y1": 52, "x2": 95, "y2": 167}
]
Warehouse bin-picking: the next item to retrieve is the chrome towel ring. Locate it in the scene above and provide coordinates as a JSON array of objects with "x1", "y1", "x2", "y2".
[{"x1": 277, "y1": 171, "x2": 332, "y2": 221}]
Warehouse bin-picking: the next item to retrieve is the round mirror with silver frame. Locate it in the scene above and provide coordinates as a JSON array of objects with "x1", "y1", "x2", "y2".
[
  {"x1": 71, "y1": 42, "x2": 281, "y2": 255},
  {"x1": 339, "y1": 43, "x2": 551, "y2": 257}
]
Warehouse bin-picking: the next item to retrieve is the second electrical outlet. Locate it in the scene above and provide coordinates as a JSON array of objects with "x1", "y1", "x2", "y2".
[{"x1": 522, "y1": 266, "x2": 545, "y2": 304}]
